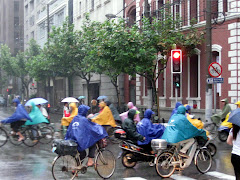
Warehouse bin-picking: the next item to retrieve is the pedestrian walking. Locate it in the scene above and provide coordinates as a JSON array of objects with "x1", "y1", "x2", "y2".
[{"x1": 227, "y1": 124, "x2": 240, "y2": 180}]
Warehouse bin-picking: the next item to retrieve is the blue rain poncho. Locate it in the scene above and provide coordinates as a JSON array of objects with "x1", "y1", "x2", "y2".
[
  {"x1": 137, "y1": 109, "x2": 165, "y2": 145},
  {"x1": 65, "y1": 105, "x2": 108, "y2": 152},
  {"x1": 1, "y1": 98, "x2": 31, "y2": 124},
  {"x1": 25, "y1": 102, "x2": 49, "y2": 125},
  {"x1": 161, "y1": 105, "x2": 207, "y2": 144},
  {"x1": 170, "y1": 102, "x2": 182, "y2": 118}
]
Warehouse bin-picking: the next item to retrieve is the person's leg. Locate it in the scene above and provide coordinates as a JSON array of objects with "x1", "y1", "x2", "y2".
[
  {"x1": 62, "y1": 126, "x2": 68, "y2": 137},
  {"x1": 87, "y1": 144, "x2": 96, "y2": 166},
  {"x1": 231, "y1": 154, "x2": 240, "y2": 180},
  {"x1": 180, "y1": 138, "x2": 195, "y2": 154}
]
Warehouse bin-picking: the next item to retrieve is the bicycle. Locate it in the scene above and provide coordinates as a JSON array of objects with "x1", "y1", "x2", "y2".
[
  {"x1": 0, "y1": 126, "x2": 8, "y2": 147},
  {"x1": 51, "y1": 139, "x2": 116, "y2": 180},
  {"x1": 154, "y1": 137, "x2": 212, "y2": 178},
  {"x1": 0, "y1": 123, "x2": 40, "y2": 147}
]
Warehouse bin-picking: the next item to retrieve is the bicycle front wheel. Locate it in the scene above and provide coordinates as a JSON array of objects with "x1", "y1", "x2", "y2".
[
  {"x1": 39, "y1": 127, "x2": 53, "y2": 144},
  {"x1": 155, "y1": 152, "x2": 176, "y2": 178},
  {"x1": 195, "y1": 148, "x2": 212, "y2": 173},
  {"x1": 95, "y1": 149, "x2": 116, "y2": 179},
  {"x1": 52, "y1": 155, "x2": 78, "y2": 180},
  {"x1": 22, "y1": 127, "x2": 39, "y2": 147},
  {"x1": 0, "y1": 127, "x2": 8, "y2": 147}
]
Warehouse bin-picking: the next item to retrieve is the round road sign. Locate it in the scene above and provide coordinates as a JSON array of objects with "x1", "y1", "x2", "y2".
[{"x1": 208, "y1": 62, "x2": 222, "y2": 78}]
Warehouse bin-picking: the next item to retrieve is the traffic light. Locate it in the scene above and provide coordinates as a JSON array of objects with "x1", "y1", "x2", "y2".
[
  {"x1": 173, "y1": 74, "x2": 180, "y2": 88},
  {"x1": 171, "y1": 49, "x2": 182, "y2": 73}
]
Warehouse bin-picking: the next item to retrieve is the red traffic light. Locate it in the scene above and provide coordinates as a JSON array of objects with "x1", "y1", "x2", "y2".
[
  {"x1": 173, "y1": 51, "x2": 181, "y2": 59},
  {"x1": 32, "y1": 83, "x2": 35, "y2": 86},
  {"x1": 171, "y1": 49, "x2": 182, "y2": 73},
  {"x1": 7, "y1": 89, "x2": 9, "y2": 92}
]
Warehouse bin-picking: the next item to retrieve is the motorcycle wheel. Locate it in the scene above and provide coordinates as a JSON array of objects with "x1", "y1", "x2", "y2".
[
  {"x1": 122, "y1": 152, "x2": 137, "y2": 168},
  {"x1": 207, "y1": 143, "x2": 217, "y2": 157},
  {"x1": 218, "y1": 131, "x2": 229, "y2": 142}
]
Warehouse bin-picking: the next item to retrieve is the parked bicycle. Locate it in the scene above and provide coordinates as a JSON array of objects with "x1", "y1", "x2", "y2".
[
  {"x1": 152, "y1": 137, "x2": 212, "y2": 178},
  {"x1": 51, "y1": 139, "x2": 116, "y2": 180}
]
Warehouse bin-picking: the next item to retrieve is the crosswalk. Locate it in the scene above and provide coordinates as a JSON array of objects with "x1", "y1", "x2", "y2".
[{"x1": 123, "y1": 171, "x2": 235, "y2": 180}]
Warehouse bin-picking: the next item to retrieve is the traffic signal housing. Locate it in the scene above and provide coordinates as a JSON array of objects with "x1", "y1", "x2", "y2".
[
  {"x1": 171, "y1": 49, "x2": 182, "y2": 73},
  {"x1": 173, "y1": 74, "x2": 180, "y2": 88}
]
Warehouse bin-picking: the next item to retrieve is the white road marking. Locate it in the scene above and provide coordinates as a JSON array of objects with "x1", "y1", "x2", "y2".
[
  {"x1": 206, "y1": 171, "x2": 235, "y2": 180},
  {"x1": 171, "y1": 174, "x2": 196, "y2": 180},
  {"x1": 123, "y1": 178, "x2": 147, "y2": 180}
]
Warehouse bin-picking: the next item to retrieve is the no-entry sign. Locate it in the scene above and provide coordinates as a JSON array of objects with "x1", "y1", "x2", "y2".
[{"x1": 208, "y1": 62, "x2": 222, "y2": 78}]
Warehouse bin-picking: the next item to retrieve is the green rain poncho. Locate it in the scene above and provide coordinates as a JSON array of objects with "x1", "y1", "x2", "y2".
[
  {"x1": 211, "y1": 98, "x2": 231, "y2": 124},
  {"x1": 25, "y1": 102, "x2": 49, "y2": 125}
]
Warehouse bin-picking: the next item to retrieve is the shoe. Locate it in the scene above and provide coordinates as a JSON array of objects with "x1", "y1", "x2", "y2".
[
  {"x1": 18, "y1": 137, "x2": 25, "y2": 142},
  {"x1": 87, "y1": 163, "x2": 94, "y2": 167},
  {"x1": 179, "y1": 152, "x2": 189, "y2": 158}
]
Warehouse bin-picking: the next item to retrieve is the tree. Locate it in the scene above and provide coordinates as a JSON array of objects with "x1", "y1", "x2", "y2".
[{"x1": 0, "y1": 44, "x2": 32, "y2": 99}]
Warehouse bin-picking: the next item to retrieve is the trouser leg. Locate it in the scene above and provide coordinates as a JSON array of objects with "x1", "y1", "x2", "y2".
[
  {"x1": 180, "y1": 138, "x2": 195, "y2": 154},
  {"x1": 88, "y1": 143, "x2": 96, "y2": 158},
  {"x1": 231, "y1": 153, "x2": 240, "y2": 180}
]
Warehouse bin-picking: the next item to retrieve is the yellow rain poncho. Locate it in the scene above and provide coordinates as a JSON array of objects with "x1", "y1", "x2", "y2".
[
  {"x1": 92, "y1": 102, "x2": 116, "y2": 127},
  {"x1": 221, "y1": 112, "x2": 232, "y2": 129},
  {"x1": 61, "y1": 102, "x2": 78, "y2": 126}
]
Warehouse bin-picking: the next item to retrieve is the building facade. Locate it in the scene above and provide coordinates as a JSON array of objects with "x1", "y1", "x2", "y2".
[
  {"x1": 72, "y1": 0, "x2": 124, "y2": 105},
  {"x1": 0, "y1": 0, "x2": 24, "y2": 96},
  {"x1": 123, "y1": 0, "x2": 236, "y2": 119}
]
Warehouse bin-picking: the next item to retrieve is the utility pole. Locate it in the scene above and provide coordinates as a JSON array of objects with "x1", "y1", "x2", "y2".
[
  {"x1": 47, "y1": 3, "x2": 51, "y2": 105},
  {"x1": 205, "y1": 0, "x2": 212, "y2": 122}
]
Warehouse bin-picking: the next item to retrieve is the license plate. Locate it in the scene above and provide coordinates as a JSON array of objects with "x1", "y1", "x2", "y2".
[{"x1": 52, "y1": 147, "x2": 56, "y2": 153}]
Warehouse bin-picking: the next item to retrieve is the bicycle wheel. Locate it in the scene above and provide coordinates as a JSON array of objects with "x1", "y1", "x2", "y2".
[
  {"x1": 155, "y1": 152, "x2": 176, "y2": 178},
  {"x1": 195, "y1": 148, "x2": 212, "y2": 173},
  {"x1": 122, "y1": 152, "x2": 137, "y2": 168},
  {"x1": 207, "y1": 143, "x2": 217, "y2": 157},
  {"x1": 95, "y1": 149, "x2": 116, "y2": 179},
  {"x1": 22, "y1": 127, "x2": 39, "y2": 147},
  {"x1": 39, "y1": 127, "x2": 53, "y2": 144},
  {"x1": 8, "y1": 131, "x2": 23, "y2": 146},
  {"x1": 52, "y1": 155, "x2": 78, "y2": 180},
  {"x1": 0, "y1": 127, "x2": 8, "y2": 147}
]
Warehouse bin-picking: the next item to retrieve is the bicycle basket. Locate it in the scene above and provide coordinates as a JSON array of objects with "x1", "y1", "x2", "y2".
[
  {"x1": 52, "y1": 139, "x2": 78, "y2": 156},
  {"x1": 98, "y1": 138, "x2": 108, "y2": 149},
  {"x1": 196, "y1": 136, "x2": 207, "y2": 147}
]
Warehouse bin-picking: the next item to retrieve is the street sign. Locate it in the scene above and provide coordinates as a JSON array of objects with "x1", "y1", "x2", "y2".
[
  {"x1": 206, "y1": 78, "x2": 224, "y2": 84},
  {"x1": 208, "y1": 62, "x2": 222, "y2": 78}
]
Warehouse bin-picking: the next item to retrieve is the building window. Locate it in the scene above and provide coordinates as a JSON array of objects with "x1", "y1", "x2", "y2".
[
  {"x1": 30, "y1": 15, "x2": 35, "y2": 26},
  {"x1": 127, "y1": 6, "x2": 136, "y2": 27},
  {"x1": 212, "y1": 0, "x2": 218, "y2": 19},
  {"x1": 57, "y1": 11, "x2": 64, "y2": 26},
  {"x1": 85, "y1": 0, "x2": 88, "y2": 13},
  {"x1": 190, "y1": 0, "x2": 197, "y2": 23},
  {"x1": 91, "y1": 0, "x2": 94, "y2": 10},
  {"x1": 14, "y1": 1, "x2": 20, "y2": 14},
  {"x1": 25, "y1": 5, "x2": 28, "y2": 16},
  {"x1": 39, "y1": 22, "x2": 45, "y2": 38},
  {"x1": 31, "y1": 31, "x2": 34, "y2": 39},
  {"x1": 189, "y1": 54, "x2": 199, "y2": 97},
  {"x1": 223, "y1": 0, "x2": 228, "y2": 15},
  {"x1": 157, "y1": 0, "x2": 164, "y2": 20},
  {"x1": 30, "y1": 0, "x2": 34, "y2": 12},
  {"x1": 173, "y1": 0, "x2": 180, "y2": 22},
  {"x1": 79, "y1": 1, "x2": 82, "y2": 15},
  {"x1": 14, "y1": 17, "x2": 19, "y2": 27},
  {"x1": 26, "y1": 20, "x2": 28, "y2": 30}
]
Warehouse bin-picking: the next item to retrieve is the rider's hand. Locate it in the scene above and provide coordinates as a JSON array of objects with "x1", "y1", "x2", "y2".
[{"x1": 143, "y1": 137, "x2": 146, "y2": 141}]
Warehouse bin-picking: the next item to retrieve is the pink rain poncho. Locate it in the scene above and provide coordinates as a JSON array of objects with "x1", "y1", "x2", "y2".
[{"x1": 120, "y1": 102, "x2": 140, "y2": 123}]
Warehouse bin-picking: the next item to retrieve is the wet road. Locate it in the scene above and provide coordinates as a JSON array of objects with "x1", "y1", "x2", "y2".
[{"x1": 0, "y1": 107, "x2": 236, "y2": 180}]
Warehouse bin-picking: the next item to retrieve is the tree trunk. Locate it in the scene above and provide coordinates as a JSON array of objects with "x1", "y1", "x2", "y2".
[
  {"x1": 86, "y1": 79, "x2": 90, "y2": 106},
  {"x1": 68, "y1": 76, "x2": 73, "y2": 97}
]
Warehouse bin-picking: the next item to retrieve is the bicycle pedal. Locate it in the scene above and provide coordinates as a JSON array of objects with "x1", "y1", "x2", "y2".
[{"x1": 80, "y1": 166, "x2": 87, "y2": 174}]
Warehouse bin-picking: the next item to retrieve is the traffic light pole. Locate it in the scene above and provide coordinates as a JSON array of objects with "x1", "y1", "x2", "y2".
[
  {"x1": 205, "y1": 0, "x2": 213, "y2": 122},
  {"x1": 175, "y1": 88, "x2": 178, "y2": 103}
]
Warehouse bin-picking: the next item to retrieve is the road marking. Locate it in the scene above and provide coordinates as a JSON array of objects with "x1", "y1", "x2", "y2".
[
  {"x1": 171, "y1": 174, "x2": 196, "y2": 180},
  {"x1": 206, "y1": 171, "x2": 235, "y2": 180},
  {"x1": 123, "y1": 178, "x2": 147, "y2": 180}
]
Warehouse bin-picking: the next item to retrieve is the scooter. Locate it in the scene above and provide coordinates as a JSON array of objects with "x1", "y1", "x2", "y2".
[
  {"x1": 114, "y1": 129, "x2": 155, "y2": 168},
  {"x1": 218, "y1": 125, "x2": 231, "y2": 142}
]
